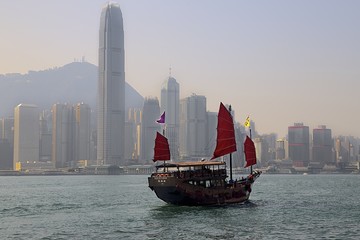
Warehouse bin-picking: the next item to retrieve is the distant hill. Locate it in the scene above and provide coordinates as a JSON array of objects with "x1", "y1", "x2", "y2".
[{"x1": 0, "y1": 62, "x2": 144, "y2": 117}]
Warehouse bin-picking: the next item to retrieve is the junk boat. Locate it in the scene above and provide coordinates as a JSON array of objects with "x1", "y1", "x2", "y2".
[{"x1": 148, "y1": 102, "x2": 261, "y2": 206}]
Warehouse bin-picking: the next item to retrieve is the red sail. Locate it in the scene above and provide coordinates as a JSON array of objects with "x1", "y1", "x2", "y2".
[
  {"x1": 244, "y1": 136, "x2": 256, "y2": 167},
  {"x1": 211, "y1": 102, "x2": 237, "y2": 159},
  {"x1": 153, "y1": 132, "x2": 171, "y2": 162}
]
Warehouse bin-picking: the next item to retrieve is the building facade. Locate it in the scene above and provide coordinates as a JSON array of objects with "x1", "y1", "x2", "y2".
[
  {"x1": 1, "y1": 117, "x2": 14, "y2": 146},
  {"x1": 97, "y1": 3, "x2": 125, "y2": 166},
  {"x1": 75, "y1": 103, "x2": 91, "y2": 162},
  {"x1": 13, "y1": 104, "x2": 39, "y2": 168},
  {"x1": 276, "y1": 138, "x2": 287, "y2": 160},
  {"x1": 312, "y1": 125, "x2": 333, "y2": 164},
  {"x1": 288, "y1": 123, "x2": 310, "y2": 167},
  {"x1": 161, "y1": 77, "x2": 180, "y2": 160},
  {"x1": 206, "y1": 111, "x2": 217, "y2": 157},
  {"x1": 52, "y1": 103, "x2": 76, "y2": 168},
  {"x1": 127, "y1": 108, "x2": 142, "y2": 161},
  {"x1": 0, "y1": 139, "x2": 13, "y2": 170},
  {"x1": 140, "y1": 97, "x2": 160, "y2": 164},
  {"x1": 39, "y1": 110, "x2": 52, "y2": 162},
  {"x1": 179, "y1": 94, "x2": 207, "y2": 159}
]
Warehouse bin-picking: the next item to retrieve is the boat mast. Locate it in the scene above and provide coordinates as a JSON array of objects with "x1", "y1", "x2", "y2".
[
  {"x1": 229, "y1": 105, "x2": 233, "y2": 182},
  {"x1": 163, "y1": 128, "x2": 166, "y2": 169},
  {"x1": 250, "y1": 128, "x2": 253, "y2": 174}
]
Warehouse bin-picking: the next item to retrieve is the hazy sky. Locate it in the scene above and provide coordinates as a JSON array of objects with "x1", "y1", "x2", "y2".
[{"x1": 1, "y1": 0, "x2": 359, "y2": 138}]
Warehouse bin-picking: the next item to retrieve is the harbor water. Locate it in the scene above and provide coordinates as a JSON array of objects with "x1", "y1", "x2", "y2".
[{"x1": 0, "y1": 174, "x2": 359, "y2": 239}]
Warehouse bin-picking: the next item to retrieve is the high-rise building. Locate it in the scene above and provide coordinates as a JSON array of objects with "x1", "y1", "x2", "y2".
[
  {"x1": 1, "y1": 117, "x2": 14, "y2": 145},
  {"x1": 52, "y1": 103, "x2": 76, "y2": 168},
  {"x1": 334, "y1": 136, "x2": 354, "y2": 167},
  {"x1": 126, "y1": 108, "x2": 142, "y2": 162},
  {"x1": 97, "y1": 2, "x2": 125, "y2": 166},
  {"x1": 261, "y1": 133, "x2": 277, "y2": 162},
  {"x1": 161, "y1": 77, "x2": 180, "y2": 160},
  {"x1": 13, "y1": 104, "x2": 39, "y2": 168},
  {"x1": 140, "y1": 97, "x2": 160, "y2": 164},
  {"x1": 206, "y1": 111, "x2": 217, "y2": 157},
  {"x1": 276, "y1": 138, "x2": 287, "y2": 160},
  {"x1": 0, "y1": 139, "x2": 13, "y2": 170},
  {"x1": 179, "y1": 94, "x2": 207, "y2": 159},
  {"x1": 39, "y1": 110, "x2": 52, "y2": 162},
  {"x1": 312, "y1": 125, "x2": 333, "y2": 164},
  {"x1": 254, "y1": 138, "x2": 268, "y2": 167},
  {"x1": 288, "y1": 123, "x2": 310, "y2": 167},
  {"x1": 75, "y1": 103, "x2": 91, "y2": 162}
]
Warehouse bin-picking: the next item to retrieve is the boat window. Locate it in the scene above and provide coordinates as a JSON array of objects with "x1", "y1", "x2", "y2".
[
  {"x1": 156, "y1": 167, "x2": 178, "y2": 172},
  {"x1": 206, "y1": 180, "x2": 211, "y2": 188}
]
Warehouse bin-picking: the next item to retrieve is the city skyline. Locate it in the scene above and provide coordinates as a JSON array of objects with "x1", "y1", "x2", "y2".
[{"x1": 1, "y1": 0, "x2": 359, "y2": 138}]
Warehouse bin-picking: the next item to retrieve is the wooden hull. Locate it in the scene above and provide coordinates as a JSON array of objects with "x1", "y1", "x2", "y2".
[{"x1": 148, "y1": 172, "x2": 260, "y2": 206}]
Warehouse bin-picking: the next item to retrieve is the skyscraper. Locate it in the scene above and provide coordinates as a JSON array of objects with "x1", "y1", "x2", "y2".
[
  {"x1": 179, "y1": 94, "x2": 207, "y2": 158},
  {"x1": 1, "y1": 117, "x2": 14, "y2": 145},
  {"x1": 52, "y1": 103, "x2": 76, "y2": 168},
  {"x1": 312, "y1": 125, "x2": 333, "y2": 164},
  {"x1": 140, "y1": 97, "x2": 160, "y2": 163},
  {"x1": 288, "y1": 123, "x2": 310, "y2": 167},
  {"x1": 75, "y1": 103, "x2": 91, "y2": 162},
  {"x1": 161, "y1": 77, "x2": 180, "y2": 160},
  {"x1": 206, "y1": 111, "x2": 217, "y2": 157},
  {"x1": 13, "y1": 104, "x2": 39, "y2": 168},
  {"x1": 127, "y1": 108, "x2": 141, "y2": 160},
  {"x1": 39, "y1": 110, "x2": 52, "y2": 162},
  {"x1": 97, "y1": 2, "x2": 125, "y2": 166}
]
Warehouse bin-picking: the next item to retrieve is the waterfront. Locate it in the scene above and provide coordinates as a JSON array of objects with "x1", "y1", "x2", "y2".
[{"x1": 1, "y1": 174, "x2": 359, "y2": 239}]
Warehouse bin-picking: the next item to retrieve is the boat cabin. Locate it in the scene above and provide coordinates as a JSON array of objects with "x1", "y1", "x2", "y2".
[{"x1": 153, "y1": 161, "x2": 228, "y2": 187}]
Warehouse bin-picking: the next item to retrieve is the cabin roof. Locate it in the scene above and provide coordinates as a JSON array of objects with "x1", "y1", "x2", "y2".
[{"x1": 155, "y1": 161, "x2": 225, "y2": 168}]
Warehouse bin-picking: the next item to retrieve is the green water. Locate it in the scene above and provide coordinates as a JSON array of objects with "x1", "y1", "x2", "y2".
[{"x1": 0, "y1": 174, "x2": 359, "y2": 239}]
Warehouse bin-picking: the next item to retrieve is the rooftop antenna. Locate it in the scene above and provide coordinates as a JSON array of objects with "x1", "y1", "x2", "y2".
[{"x1": 169, "y1": 65, "x2": 172, "y2": 78}]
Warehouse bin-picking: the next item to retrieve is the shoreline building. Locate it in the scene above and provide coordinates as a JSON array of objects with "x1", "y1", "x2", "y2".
[
  {"x1": 161, "y1": 76, "x2": 180, "y2": 161},
  {"x1": 140, "y1": 97, "x2": 160, "y2": 164},
  {"x1": 179, "y1": 94, "x2": 207, "y2": 159},
  {"x1": 205, "y1": 112, "x2": 217, "y2": 157},
  {"x1": 97, "y1": 3, "x2": 125, "y2": 166},
  {"x1": 52, "y1": 103, "x2": 76, "y2": 168},
  {"x1": 75, "y1": 103, "x2": 91, "y2": 165},
  {"x1": 13, "y1": 104, "x2": 39, "y2": 169},
  {"x1": 0, "y1": 139, "x2": 13, "y2": 170},
  {"x1": 1, "y1": 117, "x2": 14, "y2": 147},
  {"x1": 39, "y1": 110, "x2": 52, "y2": 162},
  {"x1": 312, "y1": 125, "x2": 333, "y2": 165},
  {"x1": 126, "y1": 108, "x2": 142, "y2": 162},
  {"x1": 288, "y1": 123, "x2": 310, "y2": 167}
]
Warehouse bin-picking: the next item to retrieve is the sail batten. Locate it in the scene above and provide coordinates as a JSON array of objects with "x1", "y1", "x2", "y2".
[
  {"x1": 244, "y1": 136, "x2": 256, "y2": 167},
  {"x1": 153, "y1": 132, "x2": 170, "y2": 162},
  {"x1": 211, "y1": 102, "x2": 237, "y2": 160}
]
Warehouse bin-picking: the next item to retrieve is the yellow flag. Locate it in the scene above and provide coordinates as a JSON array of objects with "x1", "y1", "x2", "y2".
[{"x1": 244, "y1": 116, "x2": 250, "y2": 127}]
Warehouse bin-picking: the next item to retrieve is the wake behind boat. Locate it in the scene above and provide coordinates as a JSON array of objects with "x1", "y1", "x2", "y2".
[{"x1": 148, "y1": 102, "x2": 261, "y2": 206}]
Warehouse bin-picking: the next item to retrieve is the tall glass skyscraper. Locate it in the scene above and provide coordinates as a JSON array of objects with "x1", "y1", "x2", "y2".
[
  {"x1": 288, "y1": 123, "x2": 310, "y2": 167},
  {"x1": 13, "y1": 104, "x2": 39, "y2": 168},
  {"x1": 179, "y1": 94, "x2": 207, "y2": 158},
  {"x1": 52, "y1": 103, "x2": 76, "y2": 168},
  {"x1": 140, "y1": 97, "x2": 160, "y2": 164},
  {"x1": 161, "y1": 77, "x2": 180, "y2": 160},
  {"x1": 97, "y1": 3, "x2": 125, "y2": 166},
  {"x1": 312, "y1": 125, "x2": 333, "y2": 164}
]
